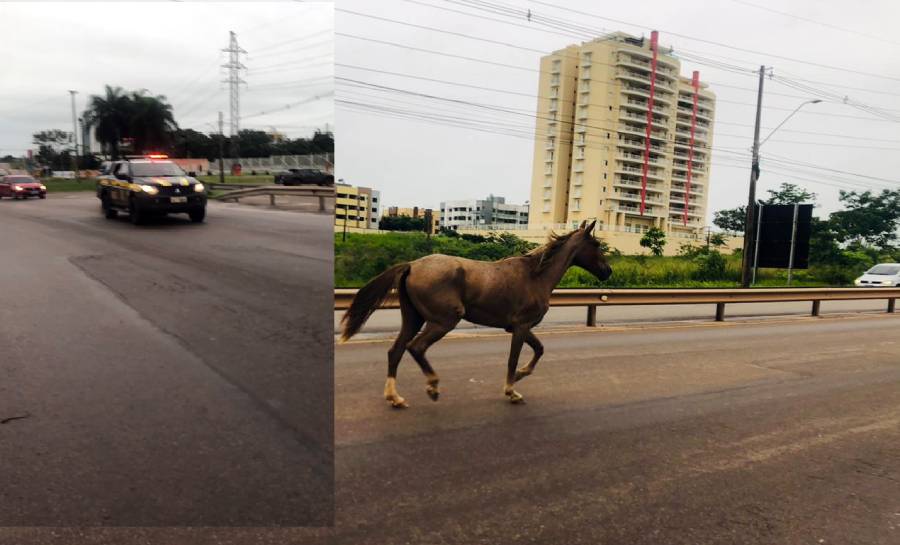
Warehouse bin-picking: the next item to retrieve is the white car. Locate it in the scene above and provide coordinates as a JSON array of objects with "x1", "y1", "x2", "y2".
[{"x1": 854, "y1": 263, "x2": 900, "y2": 287}]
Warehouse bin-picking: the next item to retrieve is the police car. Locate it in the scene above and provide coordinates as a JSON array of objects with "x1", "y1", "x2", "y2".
[{"x1": 96, "y1": 155, "x2": 207, "y2": 224}]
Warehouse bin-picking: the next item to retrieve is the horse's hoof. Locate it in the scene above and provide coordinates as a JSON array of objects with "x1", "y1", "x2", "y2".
[
  {"x1": 506, "y1": 391, "x2": 525, "y2": 404},
  {"x1": 426, "y1": 386, "x2": 440, "y2": 402},
  {"x1": 387, "y1": 396, "x2": 409, "y2": 409}
]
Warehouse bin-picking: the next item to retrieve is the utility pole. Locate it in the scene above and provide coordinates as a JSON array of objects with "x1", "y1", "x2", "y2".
[
  {"x1": 740, "y1": 66, "x2": 766, "y2": 288},
  {"x1": 222, "y1": 30, "x2": 247, "y2": 164},
  {"x1": 68, "y1": 90, "x2": 79, "y2": 182},
  {"x1": 218, "y1": 112, "x2": 225, "y2": 184}
]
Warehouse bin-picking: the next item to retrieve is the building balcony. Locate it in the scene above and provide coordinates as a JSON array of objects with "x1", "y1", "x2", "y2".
[
  {"x1": 617, "y1": 48, "x2": 679, "y2": 71},
  {"x1": 670, "y1": 183, "x2": 704, "y2": 196},
  {"x1": 618, "y1": 110, "x2": 666, "y2": 126},
  {"x1": 621, "y1": 85, "x2": 673, "y2": 106},
  {"x1": 669, "y1": 208, "x2": 704, "y2": 219},
  {"x1": 615, "y1": 69, "x2": 677, "y2": 91},
  {"x1": 618, "y1": 152, "x2": 663, "y2": 165},
  {"x1": 624, "y1": 98, "x2": 669, "y2": 116},
  {"x1": 618, "y1": 138, "x2": 667, "y2": 154},
  {"x1": 615, "y1": 164, "x2": 666, "y2": 181},
  {"x1": 613, "y1": 203, "x2": 666, "y2": 218},
  {"x1": 671, "y1": 171, "x2": 706, "y2": 183},
  {"x1": 615, "y1": 191, "x2": 665, "y2": 205},
  {"x1": 613, "y1": 175, "x2": 665, "y2": 194},
  {"x1": 618, "y1": 124, "x2": 667, "y2": 141}
]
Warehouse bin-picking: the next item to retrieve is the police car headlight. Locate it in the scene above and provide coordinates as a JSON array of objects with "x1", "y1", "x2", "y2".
[
  {"x1": 140, "y1": 185, "x2": 159, "y2": 195},
  {"x1": 193, "y1": 183, "x2": 205, "y2": 193},
  {"x1": 13, "y1": 185, "x2": 23, "y2": 192},
  {"x1": 39, "y1": 185, "x2": 47, "y2": 191}
]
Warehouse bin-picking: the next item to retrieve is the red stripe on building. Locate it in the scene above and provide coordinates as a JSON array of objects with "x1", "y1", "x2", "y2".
[
  {"x1": 684, "y1": 71, "x2": 700, "y2": 226},
  {"x1": 640, "y1": 31, "x2": 659, "y2": 216}
]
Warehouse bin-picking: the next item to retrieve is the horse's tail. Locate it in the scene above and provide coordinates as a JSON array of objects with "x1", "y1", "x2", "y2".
[{"x1": 340, "y1": 262, "x2": 411, "y2": 341}]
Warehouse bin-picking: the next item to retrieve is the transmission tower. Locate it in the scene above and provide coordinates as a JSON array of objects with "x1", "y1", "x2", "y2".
[{"x1": 221, "y1": 30, "x2": 247, "y2": 157}]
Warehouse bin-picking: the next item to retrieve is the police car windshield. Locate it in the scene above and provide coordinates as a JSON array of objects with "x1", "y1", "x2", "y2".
[
  {"x1": 131, "y1": 162, "x2": 185, "y2": 177},
  {"x1": 867, "y1": 264, "x2": 900, "y2": 275}
]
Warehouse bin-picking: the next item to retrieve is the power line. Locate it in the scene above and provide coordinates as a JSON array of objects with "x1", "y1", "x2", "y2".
[
  {"x1": 338, "y1": 33, "x2": 899, "y2": 123},
  {"x1": 240, "y1": 92, "x2": 334, "y2": 120},
  {"x1": 338, "y1": 63, "x2": 900, "y2": 143},
  {"x1": 520, "y1": 0, "x2": 900, "y2": 82},
  {"x1": 337, "y1": 79, "x2": 900, "y2": 184},
  {"x1": 728, "y1": 0, "x2": 900, "y2": 47}
]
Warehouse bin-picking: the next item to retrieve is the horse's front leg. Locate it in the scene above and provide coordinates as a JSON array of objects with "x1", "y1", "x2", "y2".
[
  {"x1": 514, "y1": 330, "x2": 544, "y2": 383},
  {"x1": 504, "y1": 328, "x2": 527, "y2": 404}
]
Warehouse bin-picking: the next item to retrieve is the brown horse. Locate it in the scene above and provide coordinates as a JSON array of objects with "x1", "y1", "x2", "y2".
[{"x1": 340, "y1": 220, "x2": 612, "y2": 407}]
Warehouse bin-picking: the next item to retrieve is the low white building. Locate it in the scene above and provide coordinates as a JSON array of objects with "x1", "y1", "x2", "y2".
[{"x1": 440, "y1": 195, "x2": 529, "y2": 230}]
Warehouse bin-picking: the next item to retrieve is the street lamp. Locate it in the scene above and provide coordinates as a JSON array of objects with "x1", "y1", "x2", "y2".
[
  {"x1": 740, "y1": 96, "x2": 822, "y2": 288},
  {"x1": 758, "y1": 99, "x2": 822, "y2": 148}
]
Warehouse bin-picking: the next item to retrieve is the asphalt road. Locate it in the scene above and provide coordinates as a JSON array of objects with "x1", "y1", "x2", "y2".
[
  {"x1": 0, "y1": 193, "x2": 333, "y2": 526},
  {"x1": 328, "y1": 313, "x2": 900, "y2": 544}
]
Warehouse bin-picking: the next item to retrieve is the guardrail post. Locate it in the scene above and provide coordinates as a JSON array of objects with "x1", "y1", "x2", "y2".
[
  {"x1": 586, "y1": 305, "x2": 597, "y2": 327},
  {"x1": 319, "y1": 195, "x2": 326, "y2": 211},
  {"x1": 269, "y1": 194, "x2": 276, "y2": 206},
  {"x1": 889, "y1": 298, "x2": 896, "y2": 313},
  {"x1": 715, "y1": 303, "x2": 725, "y2": 322},
  {"x1": 811, "y1": 300, "x2": 821, "y2": 317}
]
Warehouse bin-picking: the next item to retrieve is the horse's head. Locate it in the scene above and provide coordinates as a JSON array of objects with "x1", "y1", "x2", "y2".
[{"x1": 572, "y1": 220, "x2": 612, "y2": 282}]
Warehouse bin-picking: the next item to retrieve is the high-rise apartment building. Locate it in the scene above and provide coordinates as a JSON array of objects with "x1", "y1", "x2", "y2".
[{"x1": 528, "y1": 31, "x2": 716, "y2": 239}]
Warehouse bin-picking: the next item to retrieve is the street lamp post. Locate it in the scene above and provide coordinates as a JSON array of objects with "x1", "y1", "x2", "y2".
[{"x1": 740, "y1": 72, "x2": 821, "y2": 287}]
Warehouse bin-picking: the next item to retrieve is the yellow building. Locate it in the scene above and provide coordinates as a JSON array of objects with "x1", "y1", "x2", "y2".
[
  {"x1": 528, "y1": 31, "x2": 716, "y2": 242},
  {"x1": 335, "y1": 183, "x2": 380, "y2": 229},
  {"x1": 387, "y1": 206, "x2": 440, "y2": 233}
]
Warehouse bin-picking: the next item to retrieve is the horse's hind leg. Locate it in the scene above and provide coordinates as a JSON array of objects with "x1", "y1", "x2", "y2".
[
  {"x1": 384, "y1": 298, "x2": 424, "y2": 408},
  {"x1": 504, "y1": 328, "x2": 527, "y2": 404},
  {"x1": 407, "y1": 320, "x2": 456, "y2": 401},
  {"x1": 514, "y1": 330, "x2": 544, "y2": 383}
]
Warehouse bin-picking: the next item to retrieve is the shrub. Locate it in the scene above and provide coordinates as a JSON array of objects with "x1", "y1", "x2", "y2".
[{"x1": 693, "y1": 250, "x2": 727, "y2": 281}]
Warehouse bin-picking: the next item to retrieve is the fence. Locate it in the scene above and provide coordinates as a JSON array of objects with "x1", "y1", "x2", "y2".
[
  {"x1": 214, "y1": 185, "x2": 334, "y2": 211},
  {"x1": 212, "y1": 154, "x2": 334, "y2": 174},
  {"x1": 334, "y1": 287, "x2": 900, "y2": 326}
]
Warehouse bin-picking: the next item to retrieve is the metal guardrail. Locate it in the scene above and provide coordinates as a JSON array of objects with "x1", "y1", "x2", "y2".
[
  {"x1": 213, "y1": 184, "x2": 335, "y2": 211},
  {"x1": 208, "y1": 183, "x2": 260, "y2": 191},
  {"x1": 334, "y1": 287, "x2": 900, "y2": 326}
]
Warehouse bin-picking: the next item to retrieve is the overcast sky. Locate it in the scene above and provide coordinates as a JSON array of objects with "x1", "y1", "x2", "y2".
[
  {"x1": 336, "y1": 0, "x2": 900, "y2": 221},
  {"x1": 0, "y1": 1, "x2": 333, "y2": 155}
]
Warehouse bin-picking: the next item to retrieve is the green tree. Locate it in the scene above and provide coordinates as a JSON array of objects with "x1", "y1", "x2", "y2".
[
  {"x1": 764, "y1": 182, "x2": 816, "y2": 205},
  {"x1": 379, "y1": 216, "x2": 426, "y2": 231},
  {"x1": 83, "y1": 85, "x2": 131, "y2": 159},
  {"x1": 236, "y1": 129, "x2": 274, "y2": 158},
  {"x1": 828, "y1": 189, "x2": 900, "y2": 249},
  {"x1": 128, "y1": 91, "x2": 178, "y2": 153},
  {"x1": 713, "y1": 206, "x2": 746, "y2": 232},
  {"x1": 32, "y1": 129, "x2": 73, "y2": 169},
  {"x1": 172, "y1": 129, "x2": 216, "y2": 160},
  {"x1": 709, "y1": 232, "x2": 727, "y2": 248},
  {"x1": 84, "y1": 86, "x2": 177, "y2": 158},
  {"x1": 640, "y1": 227, "x2": 666, "y2": 256}
]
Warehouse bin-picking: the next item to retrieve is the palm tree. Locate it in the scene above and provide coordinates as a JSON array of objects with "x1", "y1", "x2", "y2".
[
  {"x1": 128, "y1": 90, "x2": 178, "y2": 154},
  {"x1": 83, "y1": 85, "x2": 130, "y2": 159}
]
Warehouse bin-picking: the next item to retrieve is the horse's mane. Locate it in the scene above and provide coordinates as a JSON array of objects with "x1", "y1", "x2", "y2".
[{"x1": 525, "y1": 230, "x2": 578, "y2": 272}]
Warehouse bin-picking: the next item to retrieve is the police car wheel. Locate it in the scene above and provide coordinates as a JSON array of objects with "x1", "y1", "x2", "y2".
[
  {"x1": 129, "y1": 200, "x2": 145, "y2": 225},
  {"x1": 189, "y1": 208, "x2": 206, "y2": 223},
  {"x1": 101, "y1": 195, "x2": 117, "y2": 219}
]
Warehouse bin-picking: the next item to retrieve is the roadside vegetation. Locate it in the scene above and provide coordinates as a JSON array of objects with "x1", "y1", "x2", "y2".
[
  {"x1": 335, "y1": 231, "x2": 840, "y2": 288},
  {"x1": 336, "y1": 183, "x2": 900, "y2": 289}
]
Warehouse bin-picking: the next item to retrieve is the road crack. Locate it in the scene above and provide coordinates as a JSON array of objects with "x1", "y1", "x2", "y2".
[{"x1": 1, "y1": 412, "x2": 31, "y2": 424}]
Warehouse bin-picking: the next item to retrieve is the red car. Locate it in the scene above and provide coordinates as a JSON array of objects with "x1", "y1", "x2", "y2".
[{"x1": 0, "y1": 175, "x2": 47, "y2": 199}]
